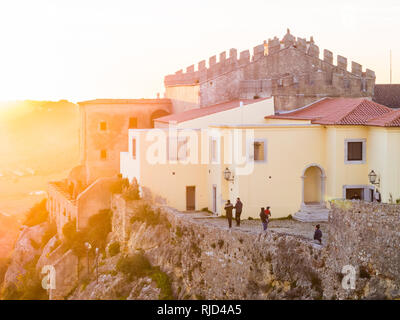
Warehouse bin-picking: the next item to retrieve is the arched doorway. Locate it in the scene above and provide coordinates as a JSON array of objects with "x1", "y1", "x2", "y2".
[
  {"x1": 150, "y1": 109, "x2": 170, "y2": 128},
  {"x1": 301, "y1": 164, "x2": 326, "y2": 207}
]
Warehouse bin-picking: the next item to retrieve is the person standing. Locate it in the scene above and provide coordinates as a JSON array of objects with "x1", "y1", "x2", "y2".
[
  {"x1": 265, "y1": 206, "x2": 271, "y2": 219},
  {"x1": 224, "y1": 200, "x2": 234, "y2": 230},
  {"x1": 313, "y1": 224, "x2": 322, "y2": 244},
  {"x1": 234, "y1": 197, "x2": 243, "y2": 227},
  {"x1": 259, "y1": 207, "x2": 268, "y2": 232}
]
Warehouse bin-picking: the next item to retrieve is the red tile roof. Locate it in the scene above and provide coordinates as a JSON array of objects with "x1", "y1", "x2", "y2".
[
  {"x1": 155, "y1": 98, "x2": 270, "y2": 124},
  {"x1": 367, "y1": 109, "x2": 400, "y2": 127},
  {"x1": 265, "y1": 98, "x2": 398, "y2": 126}
]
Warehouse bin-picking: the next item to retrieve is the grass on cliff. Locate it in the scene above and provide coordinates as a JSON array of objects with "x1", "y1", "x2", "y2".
[
  {"x1": 130, "y1": 203, "x2": 171, "y2": 229},
  {"x1": 22, "y1": 199, "x2": 49, "y2": 227},
  {"x1": 116, "y1": 252, "x2": 173, "y2": 300},
  {"x1": 62, "y1": 209, "x2": 112, "y2": 257},
  {"x1": 110, "y1": 176, "x2": 141, "y2": 201},
  {"x1": 1, "y1": 255, "x2": 48, "y2": 300}
]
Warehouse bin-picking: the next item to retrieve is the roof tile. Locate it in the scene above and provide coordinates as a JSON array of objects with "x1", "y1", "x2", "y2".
[{"x1": 265, "y1": 98, "x2": 397, "y2": 126}]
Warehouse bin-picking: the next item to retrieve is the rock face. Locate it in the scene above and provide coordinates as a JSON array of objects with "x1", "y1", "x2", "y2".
[
  {"x1": 324, "y1": 201, "x2": 400, "y2": 299},
  {"x1": 108, "y1": 199, "x2": 400, "y2": 300},
  {"x1": 4, "y1": 197, "x2": 399, "y2": 300},
  {"x1": 3, "y1": 222, "x2": 48, "y2": 289},
  {"x1": 121, "y1": 205, "x2": 326, "y2": 300}
]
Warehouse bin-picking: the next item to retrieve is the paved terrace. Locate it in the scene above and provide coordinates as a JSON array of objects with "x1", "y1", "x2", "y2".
[{"x1": 170, "y1": 210, "x2": 329, "y2": 246}]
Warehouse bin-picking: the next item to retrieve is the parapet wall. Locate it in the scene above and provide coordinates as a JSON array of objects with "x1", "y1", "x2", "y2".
[
  {"x1": 110, "y1": 197, "x2": 400, "y2": 300},
  {"x1": 164, "y1": 29, "x2": 376, "y2": 110},
  {"x1": 328, "y1": 201, "x2": 400, "y2": 285},
  {"x1": 164, "y1": 29, "x2": 375, "y2": 87}
]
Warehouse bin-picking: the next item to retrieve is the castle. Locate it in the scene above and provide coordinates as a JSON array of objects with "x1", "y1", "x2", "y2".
[
  {"x1": 164, "y1": 29, "x2": 375, "y2": 112},
  {"x1": 48, "y1": 29, "x2": 381, "y2": 237}
]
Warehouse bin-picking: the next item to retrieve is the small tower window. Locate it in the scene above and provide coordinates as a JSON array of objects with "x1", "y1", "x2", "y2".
[
  {"x1": 100, "y1": 121, "x2": 107, "y2": 131},
  {"x1": 100, "y1": 149, "x2": 107, "y2": 160}
]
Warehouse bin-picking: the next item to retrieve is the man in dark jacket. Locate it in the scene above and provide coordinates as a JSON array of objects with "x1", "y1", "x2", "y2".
[
  {"x1": 234, "y1": 198, "x2": 243, "y2": 227},
  {"x1": 313, "y1": 224, "x2": 322, "y2": 244},
  {"x1": 224, "y1": 200, "x2": 234, "y2": 230},
  {"x1": 260, "y1": 207, "x2": 268, "y2": 232}
]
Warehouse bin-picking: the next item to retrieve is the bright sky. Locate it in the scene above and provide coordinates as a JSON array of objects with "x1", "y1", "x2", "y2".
[{"x1": 0, "y1": 0, "x2": 399, "y2": 102}]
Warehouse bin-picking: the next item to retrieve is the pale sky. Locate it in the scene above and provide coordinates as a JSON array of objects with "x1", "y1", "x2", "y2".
[{"x1": 0, "y1": 0, "x2": 399, "y2": 102}]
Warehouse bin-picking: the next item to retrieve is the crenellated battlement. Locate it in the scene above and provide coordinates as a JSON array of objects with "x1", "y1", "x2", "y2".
[{"x1": 164, "y1": 29, "x2": 375, "y2": 88}]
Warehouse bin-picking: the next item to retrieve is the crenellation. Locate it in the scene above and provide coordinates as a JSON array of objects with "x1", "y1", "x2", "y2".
[
  {"x1": 229, "y1": 48, "x2": 237, "y2": 61},
  {"x1": 186, "y1": 65, "x2": 194, "y2": 73},
  {"x1": 238, "y1": 50, "x2": 250, "y2": 66},
  {"x1": 365, "y1": 68, "x2": 376, "y2": 78},
  {"x1": 307, "y1": 42, "x2": 320, "y2": 58},
  {"x1": 282, "y1": 28, "x2": 295, "y2": 48},
  {"x1": 209, "y1": 55, "x2": 217, "y2": 67},
  {"x1": 324, "y1": 49, "x2": 333, "y2": 64},
  {"x1": 164, "y1": 30, "x2": 375, "y2": 110},
  {"x1": 239, "y1": 50, "x2": 250, "y2": 61},
  {"x1": 175, "y1": 69, "x2": 183, "y2": 74},
  {"x1": 295, "y1": 37, "x2": 307, "y2": 52},
  {"x1": 198, "y1": 60, "x2": 206, "y2": 71},
  {"x1": 252, "y1": 44, "x2": 265, "y2": 61},
  {"x1": 219, "y1": 51, "x2": 226, "y2": 63},
  {"x1": 268, "y1": 37, "x2": 280, "y2": 54},
  {"x1": 351, "y1": 61, "x2": 362, "y2": 76}
]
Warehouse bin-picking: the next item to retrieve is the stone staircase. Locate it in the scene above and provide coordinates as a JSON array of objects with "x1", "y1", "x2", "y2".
[{"x1": 293, "y1": 203, "x2": 330, "y2": 222}]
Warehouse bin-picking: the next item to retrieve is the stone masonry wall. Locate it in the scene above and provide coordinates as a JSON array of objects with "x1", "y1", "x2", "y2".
[
  {"x1": 110, "y1": 198, "x2": 400, "y2": 300},
  {"x1": 164, "y1": 30, "x2": 376, "y2": 111},
  {"x1": 324, "y1": 201, "x2": 400, "y2": 299}
]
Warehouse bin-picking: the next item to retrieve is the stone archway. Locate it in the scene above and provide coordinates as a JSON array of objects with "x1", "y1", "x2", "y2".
[
  {"x1": 150, "y1": 109, "x2": 170, "y2": 128},
  {"x1": 301, "y1": 164, "x2": 326, "y2": 207}
]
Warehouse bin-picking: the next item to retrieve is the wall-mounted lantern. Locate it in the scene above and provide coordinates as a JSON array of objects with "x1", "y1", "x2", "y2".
[
  {"x1": 368, "y1": 170, "x2": 380, "y2": 186},
  {"x1": 223, "y1": 167, "x2": 234, "y2": 181}
]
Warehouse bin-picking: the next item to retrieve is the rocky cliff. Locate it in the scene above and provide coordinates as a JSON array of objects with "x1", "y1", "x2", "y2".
[{"x1": 2, "y1": 197, "x2": 400, "y2": 300}]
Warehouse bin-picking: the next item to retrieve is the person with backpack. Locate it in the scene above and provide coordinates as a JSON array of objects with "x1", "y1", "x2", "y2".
[
  {"x1": 265, "y1": 206, "x2": 271, "y2": 219},
  {"x1": 234, "y1": 198, "x2": 243, "y2": 227},
  {"x1": 224, "y1": 200, "x2": 234, "y2": 230},
  {"x1": 259, "y1": 207, "x2": 268, "y2": 232}
]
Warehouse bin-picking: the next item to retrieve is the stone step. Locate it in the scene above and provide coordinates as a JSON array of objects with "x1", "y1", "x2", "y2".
[{"x1": 293, "y1": 210, "x2": 329, "y2": 222}]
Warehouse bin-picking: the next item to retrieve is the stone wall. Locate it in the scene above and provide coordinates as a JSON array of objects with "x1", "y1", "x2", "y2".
[
  {"x1": 78, "y1": 100, "x2": 172, "y2": 185},
  {"x1": 109, "y1": 198, "x2": 400, "y2": 300},
  {"x1": 164, "y1": 30, "x2": 375, "y2": 111},
  {"x1": 121, "y1": 203, "x2": 327, "y2": 299},
  {"x1": 325, "y1": 201, "x2": 400, "y2": 299},
  {"x1": 49, "y1": 249, "x2": 79, "y2": 300}
]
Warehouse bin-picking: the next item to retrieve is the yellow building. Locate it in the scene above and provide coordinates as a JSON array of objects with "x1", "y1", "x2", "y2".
[{"x1": 120, "y1": 97, "x2": 400, "y2": 221}]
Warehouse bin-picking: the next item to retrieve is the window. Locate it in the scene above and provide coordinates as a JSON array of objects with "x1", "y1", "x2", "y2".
[
  {"x1": 132, "y1": 138, "x2": 137, "y2": 159},
  {"x1": 100, "y1": 121, "x2": 107, "y2": 131},
  {"x1": 345, "y1": 139, "x2": 366, "y2": 164},
  {"x1": 129, "y1": 117, "x2": 138, "y2": 129},
  {"x1": 254, "y1": 141, "x2": 265, "y2": 161},
  {"x1": 252, "y1": 139, "x2": 266, "y2": 162},
  {"x1": 100, "y1": 149, "x2": 107, "y2": 160}
]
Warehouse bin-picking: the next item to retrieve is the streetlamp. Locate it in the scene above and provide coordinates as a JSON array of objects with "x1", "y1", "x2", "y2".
[
  {"x1": 84, "y1": 242, "x2": 92, "y2": 275},
  {"x1": 368, "y1": 170, "x2": 380, "y2": 186},
  {"x1": 95, "y1": 248, "x2": 99, "y2": 284},
  {"x1": 223, "y1": 168, "x2": 234, "y2": 181}
]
